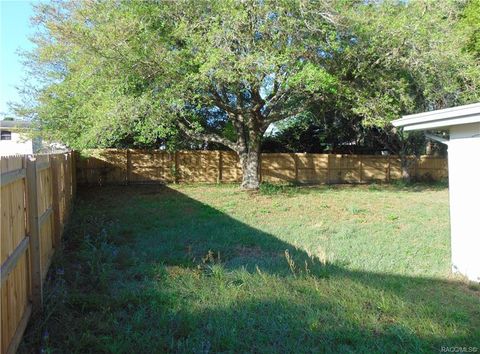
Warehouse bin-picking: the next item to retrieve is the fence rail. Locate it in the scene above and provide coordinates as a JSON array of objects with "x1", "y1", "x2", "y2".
[
  {"x1": 76, "y1": 150, "x2": 448, "y2": 185},
  {"x1": 0, "y1": 152, "x2": 75, "y2": 354}
]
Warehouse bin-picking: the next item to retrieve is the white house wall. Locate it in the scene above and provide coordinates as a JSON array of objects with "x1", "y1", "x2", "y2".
[
  {"x1": 0, "y1": 131, "x2": 33, "y2": 156},
  {"x1": 448, "y1": 123, "x2": 480, "y2": 282}
]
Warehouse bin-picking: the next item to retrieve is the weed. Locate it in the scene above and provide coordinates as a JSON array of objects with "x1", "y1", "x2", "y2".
[
  {"x1": 259, "y1": 182, "x2": 298, "y2": 195},
  {"x1": 348, "y1": 206, "x2": 367, "y2": 215}
]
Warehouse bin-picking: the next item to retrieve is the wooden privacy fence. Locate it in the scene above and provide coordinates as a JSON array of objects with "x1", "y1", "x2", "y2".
[
  {"x1": 76, "y1": 149, "x2": 448, "y2": 185},
  {"x1": 1, "y1": 152, "x2": 75, "y2": 354}
]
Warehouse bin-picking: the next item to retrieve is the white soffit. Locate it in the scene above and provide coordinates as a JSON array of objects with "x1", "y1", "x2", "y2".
[{"x1": 392, "y1": 102, "x2": 480, "y2": 131}]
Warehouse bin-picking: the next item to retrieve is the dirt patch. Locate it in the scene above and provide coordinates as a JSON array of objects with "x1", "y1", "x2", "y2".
[{"x1": 235, "y1": 245, "x2": 265, "y2": 258}]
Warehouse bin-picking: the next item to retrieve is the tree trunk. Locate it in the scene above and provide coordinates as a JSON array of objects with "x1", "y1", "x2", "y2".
[
  {"x1": 401, "y1": 159, "x2": 411, "y2": 182},
  {"x1": 399, "y1": 152, "x2": 413, "y2": 182},
  {"x1": 239, "y1": 142, "x2": 261, "y2": 190},
  {"x1": 240, "y1": 150, "x2": 260, "y2": 190},
  {"x1": 426, "y1": 140, "x2": 433, "y2": 155}
]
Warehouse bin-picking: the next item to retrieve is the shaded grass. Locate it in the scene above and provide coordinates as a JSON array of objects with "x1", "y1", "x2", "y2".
[{"x1": 20, "y1": 183, "x2": 479, "y2": 353}]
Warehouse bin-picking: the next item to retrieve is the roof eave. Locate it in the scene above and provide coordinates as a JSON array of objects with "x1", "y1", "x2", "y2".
[
  {"x1": 395, "y1": 115, "x2": 480, "y2": 131},
  {"x1": 392, "y1": 103, "x2": 480, "y2": 131}
]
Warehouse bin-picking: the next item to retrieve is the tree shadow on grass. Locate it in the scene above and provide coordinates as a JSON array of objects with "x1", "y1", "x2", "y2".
[{"x1": 23, "y1": 184, "x2": 478, "y2": 353}]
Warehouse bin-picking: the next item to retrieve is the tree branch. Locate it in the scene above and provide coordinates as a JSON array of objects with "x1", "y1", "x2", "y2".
[
  {"x1": 251, "y1": 86, "x2": 265, "y2": 113},
  {"x1": 210, "y1": 87, "x2": 242, "y2": 115},
  {"x1": 177, "y1": 118, "x2": 238, "y2": 151},
  {"x1": 262, "y1": 93, "x2": 316, "y2": 129}
]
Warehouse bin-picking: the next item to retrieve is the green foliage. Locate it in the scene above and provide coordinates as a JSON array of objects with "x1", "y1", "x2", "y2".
[
  {"x1": 15, "y1": 0, "x2": 480, "y2": 152},
  {"x1": 346, "y1": 0, "x2": 480, "y2": 127},
  {"x1": 460, "y1": 0, "x2": 480, "y2": 57},
  {"x1": 286, "y1": 63, "x2": 338, "y2": 95},
  {"x1": 18, "y1": 0, "x2": 346, "y2": 150}
]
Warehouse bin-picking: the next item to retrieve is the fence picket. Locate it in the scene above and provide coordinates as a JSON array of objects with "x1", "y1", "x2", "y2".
[
  {"x1": 26, "y1": 155, "x2": 43, "y2": 309},
  {"x1": 1, "y1": 151, "x2": 75, "y2": 354}
]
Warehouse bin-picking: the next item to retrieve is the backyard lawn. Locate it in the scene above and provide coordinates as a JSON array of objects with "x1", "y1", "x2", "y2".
[{"x1": 21, "y1": 183, "x2": 480, "y2": 353}]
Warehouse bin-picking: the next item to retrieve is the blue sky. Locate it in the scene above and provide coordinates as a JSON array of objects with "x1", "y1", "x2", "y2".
[{"x1": 1, "y1": 0, "x2": 36, "y2": 117}]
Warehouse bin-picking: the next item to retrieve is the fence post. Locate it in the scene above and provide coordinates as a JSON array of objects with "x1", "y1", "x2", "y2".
[
  {"x1": 359, "y1": 155, "x2": 363, "y2": 183},
  {"x1": 51, "y1": 155, "x2": 62, "y2": 247},
  {"x1": 387, "y1": 157, "x2": 391, "y2": 183},
  {"x1": 26, "y1": 155, "x2": 43, "y2": 309},
  {"x1": 217, "y1": 150, "x2": 223, "y2": 184},
  {"x1": 126, "y1": 149, "x2": 131, "y2": 185},
  {"x1": 64, "y1": 153, "x2": 72, "y2": 217},
  {"x1": 71, "y1": 151, "x2": 77, "y2": 198},
  {"x1": 293, "y1": 154, "x2": 299, "y2": 182},
  {"x1": 327, "y1": 154, "x2": 332, "y2": 184},
  {"x1": 174, "y1": 151, "x2": 179, "y2": 184}
]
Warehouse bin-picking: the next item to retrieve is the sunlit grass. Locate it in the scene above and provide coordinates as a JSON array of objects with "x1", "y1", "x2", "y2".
[{"x1": 21, "y1": 183, "x2": 479, "y2": 353}]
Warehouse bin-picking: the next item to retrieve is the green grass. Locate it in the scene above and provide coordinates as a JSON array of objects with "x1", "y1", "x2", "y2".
[{"x1": 20, "y1": 183, "x2": 480, "y2": 353}]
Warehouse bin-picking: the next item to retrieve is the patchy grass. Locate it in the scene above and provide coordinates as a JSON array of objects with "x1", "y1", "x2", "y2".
[{"x1": 20, "y1": 184, "x2": 480, "y2": 353}]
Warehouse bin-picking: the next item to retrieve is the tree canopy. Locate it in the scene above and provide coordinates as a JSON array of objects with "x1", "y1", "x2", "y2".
[
  {"x1": 15, "y1": 0, "x2": 480, "y2": 188},
  {"x1": 461, "y1": 0, "x2": 480, "y2": 57}
]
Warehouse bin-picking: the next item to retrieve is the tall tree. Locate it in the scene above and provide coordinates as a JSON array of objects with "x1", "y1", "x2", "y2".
[
  {"x1": 343, "y1": 0, "x2": 480, "y2": 178},
  {"x1": 20, "y1": 0, "x2": 346, "y2": 189},
  {"x1": 16, "y1": 0, "x2": 480, "y2": 188}
]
